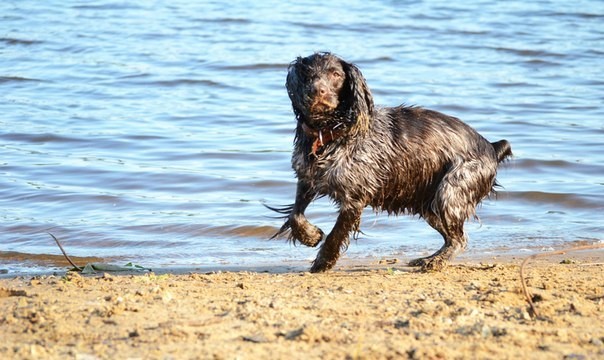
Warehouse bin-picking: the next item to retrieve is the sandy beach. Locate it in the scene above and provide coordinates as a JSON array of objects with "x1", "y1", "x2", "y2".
[{"x1": 1, "y1": 252, "x2": 603, "y2": 360}]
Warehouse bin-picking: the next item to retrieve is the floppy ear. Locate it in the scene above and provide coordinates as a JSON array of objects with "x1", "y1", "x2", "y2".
[
  {"x1": 286, "y1": 59, "x2": 314, "y2": 151},
  {"x1": 340, "y1": 60, "x2": 374, "y2": 132},
  {"x1": 285, "y1": 58, "x2": 307, "y2": 122}
]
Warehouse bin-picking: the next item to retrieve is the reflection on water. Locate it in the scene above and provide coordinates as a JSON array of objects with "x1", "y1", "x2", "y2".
[{"x1": 1, "y1": 0, "x2": 603, "y2": 274}]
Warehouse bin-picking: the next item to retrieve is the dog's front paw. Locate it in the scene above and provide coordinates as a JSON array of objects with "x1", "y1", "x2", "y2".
[
  {"x1": 309, "y1": 243, "x2": 341, "y2": 273},
  {"x1": 309, "y1": 256, "x2": 336, "y2": 273},
  {"x1": 290, "y1": 215, "x2": 325, "y2": 247},
  {"x1": 298, "y1": 225, "x2": 325, "y2": 247}
]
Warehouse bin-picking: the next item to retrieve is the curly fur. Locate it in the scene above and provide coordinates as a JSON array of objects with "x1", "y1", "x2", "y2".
[{"x1": 269, "y1": 52, "x2": 512, "y2": 273}]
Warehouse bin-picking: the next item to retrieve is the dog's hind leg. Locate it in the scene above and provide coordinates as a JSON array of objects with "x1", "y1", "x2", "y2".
[
  {"x1": 310, "y1": 206, "x2": 363, "y2": 273},
  {"x1": 408, "y1": 215, "x2": 467, "y2": 271},
  {"x1": 409, "y1": 158, "x2": 490, "y2": 271}
]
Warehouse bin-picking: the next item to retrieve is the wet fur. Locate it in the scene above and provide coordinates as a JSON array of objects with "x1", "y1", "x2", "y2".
[{"x1": 269, "y1": 52, "x2": 512, "y2": 273}]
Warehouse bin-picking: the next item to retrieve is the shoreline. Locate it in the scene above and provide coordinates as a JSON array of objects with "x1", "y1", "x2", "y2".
[
  {"x1": 1, "y1": 251, "x2": 603, "y2": 359},
  {"x1": 1, "y1": 243, "x2": 602, "y2": 278}
]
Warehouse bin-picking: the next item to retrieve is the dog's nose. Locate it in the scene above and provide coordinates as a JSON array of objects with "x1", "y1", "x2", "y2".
[
  {"x1": 312, "y1": 81, "x2": 329, "y2": 98},
  {"x1": 308, "y1": 78, "x2": 338, "y2": 113},
  {"x1": 317, "y1": 86, "x2": 327, "y2": 96}
]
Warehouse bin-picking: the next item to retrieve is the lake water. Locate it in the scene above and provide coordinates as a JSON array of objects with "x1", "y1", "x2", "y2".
[{"x1": 1, "y1": 0, "x2": 603, "y2": 275}]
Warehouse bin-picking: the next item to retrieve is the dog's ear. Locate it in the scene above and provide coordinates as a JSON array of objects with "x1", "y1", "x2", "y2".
[
  {"x1": 286, "y1": 58, "x2": 307, "y2": 122},
  {"x1": 340, "y1": 60, "x2": 374, "y2": 132}
]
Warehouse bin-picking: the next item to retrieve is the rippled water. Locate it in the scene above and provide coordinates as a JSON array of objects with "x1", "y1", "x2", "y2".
[{"x1": 1, "y1": 1, "x2": 603, "y2": 275}]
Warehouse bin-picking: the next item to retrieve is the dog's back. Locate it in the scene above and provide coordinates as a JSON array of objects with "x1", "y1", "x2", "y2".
[{"x1": 330, "y1": 105, "x2": 510, "y2": 217}]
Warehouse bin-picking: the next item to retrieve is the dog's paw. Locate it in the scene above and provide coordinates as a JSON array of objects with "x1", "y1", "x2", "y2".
[
  {"x1": 303, "y1": 226, "x2": 325, "y2": 247},
  {"x1": 309, "y1": 262, "x2": 327, "y2": 273},
  {"x1": 309, "y1": 257, "x2": 335, "y2": 273},
  {"x1": 309, "y1": 246, "x2": 341, "y2": 273},
  {"x1": 408, "y1": 257, "x2": 425, "y2": 267},
  {"x1": 291, "y1": 221, "x2": 325, "y2": 247},
  {"x1": 408, "y1": 256, "x2": 449, "y2": 272}
]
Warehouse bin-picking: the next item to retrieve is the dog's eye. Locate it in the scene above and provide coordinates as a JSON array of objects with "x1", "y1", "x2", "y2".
[{"x1": 330, "y1": 70, "x2": 343, "y2": 79}]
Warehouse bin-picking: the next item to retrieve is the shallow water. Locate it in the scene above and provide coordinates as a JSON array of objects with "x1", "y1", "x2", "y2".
[{"x1": 1, "y1": 0, "x2": 603, "y2": 275}]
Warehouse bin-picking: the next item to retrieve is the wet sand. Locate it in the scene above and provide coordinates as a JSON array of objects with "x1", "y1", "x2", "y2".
[{"x1": 1, "y1": 252, "x2": 603, "y2": 359}]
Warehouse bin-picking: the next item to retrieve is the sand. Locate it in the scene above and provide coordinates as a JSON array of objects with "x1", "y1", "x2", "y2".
[{"x1": 0, "y1": 252, "x2": 603, "y2": 360}]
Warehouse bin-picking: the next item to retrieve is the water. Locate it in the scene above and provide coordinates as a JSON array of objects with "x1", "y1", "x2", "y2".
[{"x1": 1, "y1": 0, "x2": 603, "y2": 275}]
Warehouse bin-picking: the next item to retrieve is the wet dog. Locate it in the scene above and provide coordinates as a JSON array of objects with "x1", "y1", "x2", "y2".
[{"x1": 268, "y1": 52, "x2": 512, "y2": 273}]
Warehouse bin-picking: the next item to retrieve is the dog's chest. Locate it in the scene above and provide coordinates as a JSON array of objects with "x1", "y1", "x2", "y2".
[{"x1": 294, "y1": 146, "x2": 377, "y2": 199}]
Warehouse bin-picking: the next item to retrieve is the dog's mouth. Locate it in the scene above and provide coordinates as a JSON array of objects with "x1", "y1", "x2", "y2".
[
  {"x1": 309, "y1": 97, "x2": 338, "y2": 114},
  {"x1": 304, "y1": 105, "x2": 350, "y2": 131}
]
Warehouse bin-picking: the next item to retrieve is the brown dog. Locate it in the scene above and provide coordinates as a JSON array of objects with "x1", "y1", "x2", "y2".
[{"x1": 268, "y1": 52, "x2": 512, "y2": 273}]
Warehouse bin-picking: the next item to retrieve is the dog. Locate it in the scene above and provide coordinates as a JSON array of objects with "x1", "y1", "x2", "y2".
[{"x1": 268, "y1": 52, "x2": 512, "y2": 273}]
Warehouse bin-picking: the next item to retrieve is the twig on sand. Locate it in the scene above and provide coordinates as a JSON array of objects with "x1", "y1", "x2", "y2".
[
  {"x1": 48, "y1": 233, "x2": 152, "y2": 274},
  {"x1": 48, "y1": 233, "x2": 83, "y2": 271},
  {"x1": 519, "y1": 244, "x2": 604, "y2": 319}
]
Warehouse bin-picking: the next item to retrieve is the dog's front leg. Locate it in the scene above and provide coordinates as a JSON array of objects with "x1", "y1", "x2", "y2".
[
  {"x1": 310, "y1": 206, "x2": 362, "y2": 273},
  {"x1": 284, "y1": 181, "x2": 325, "y2": 247}
]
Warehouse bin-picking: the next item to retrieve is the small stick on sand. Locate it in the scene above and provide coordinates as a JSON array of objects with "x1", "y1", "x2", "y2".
[
  {"x1": 520, "y1": 243, "x2": 604, "y2": 319},
  {"x1": 48, "y1": 233, "x2": 83, "y2": 271}
]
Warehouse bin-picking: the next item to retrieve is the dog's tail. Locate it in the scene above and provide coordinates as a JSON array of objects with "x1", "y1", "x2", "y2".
[{"x1": 491, "y1": 139, "x2": 512, "y2": 164}]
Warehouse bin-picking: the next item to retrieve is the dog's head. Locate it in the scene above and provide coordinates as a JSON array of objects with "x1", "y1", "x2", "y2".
[{"x1": 286, "y1": 52, "x2": 374, "y2": 135}]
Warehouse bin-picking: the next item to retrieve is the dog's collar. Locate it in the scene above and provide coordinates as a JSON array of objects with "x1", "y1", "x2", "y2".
[{"x1": 301, "y1": 122, "x2": 346, "y2": 156}]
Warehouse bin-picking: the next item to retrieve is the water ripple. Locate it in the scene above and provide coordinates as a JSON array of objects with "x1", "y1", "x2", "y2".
[
  {"x1": 0, "y1": 76, "x2": 46, "y2": 84},
  {"x1": 0, "y1": 37, "x2": 44, "y2": 46}
]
